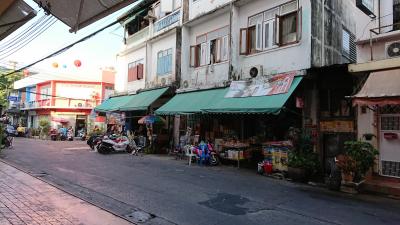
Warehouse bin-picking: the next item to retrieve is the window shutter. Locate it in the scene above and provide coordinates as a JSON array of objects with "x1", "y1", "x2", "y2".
[
  {"x1": 239, "y1": 28, "x2": 248, "y2": 55},
  {"x1": 157, "y1": 55, "x2": 162, "y2": 75},
  {"x1": 275, "y1": 15, "x2": 281, "y2": 46},
  {"x1": 190, "y1": 46, "x2": 196, "y2": 67},
  {"x1": 133, "y1": 66, "x2": 138, "y2": 81},
  {"x1": 256, "y1": 22, "x2": 262, "y2": 51},
  {"x1": 263, "y1": 22, "x2": 270, "y2": 49},
  {"x1": 167, "y1": 53, "x2": 172, "y2": 73},
  {"x1": 215, "y1": 38, "x2": 222, "y2": 63},
  {"x1": 297, "y1": 7, "x2": 302, "y2": 42},
  {"x1": 222, "y1": 35, "x2": 229, "y2": 61},
  {"x1": 206, "y1": 41, "x2": 211, "y2": 65},
  {"x1": 200, "y1": 42, "x2": 207, "y2": 66},
  {"x1": 137, "y1": 63, "x2": 144, "y2": 79}
]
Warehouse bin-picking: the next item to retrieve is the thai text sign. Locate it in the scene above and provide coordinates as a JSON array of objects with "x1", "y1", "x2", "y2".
[{"x1": 225, "y1": 72, "x2": 295, "y2": 98}]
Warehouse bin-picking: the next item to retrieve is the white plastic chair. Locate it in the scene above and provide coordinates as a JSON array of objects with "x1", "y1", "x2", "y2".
[{"x1": 184, "y1": 145, "x2": 197, "y2": 166}]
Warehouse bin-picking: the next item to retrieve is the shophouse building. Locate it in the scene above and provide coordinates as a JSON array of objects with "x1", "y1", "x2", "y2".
[
  {"x1": 156, "y1": 0, "x2": 360, "y2": 174},
  {"x1": 13, "y1": 70, "x2": 114, "y2": 134},
  {"x1": 350, "y1": 0, "x2": 400, "y2": 193}
]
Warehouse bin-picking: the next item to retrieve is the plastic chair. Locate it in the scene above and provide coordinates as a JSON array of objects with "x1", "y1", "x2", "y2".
[{"x1": 185, "y1": 145, "x2": 197, "y2": 166}]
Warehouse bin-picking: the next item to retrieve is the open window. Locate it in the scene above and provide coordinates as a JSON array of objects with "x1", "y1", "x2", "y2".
[
  {"x1": 240, "y1": 1, "x2": 301, "y2": 54},
  {"x1": 190, "y1": 27, "x2": 229, "y2": 67}
]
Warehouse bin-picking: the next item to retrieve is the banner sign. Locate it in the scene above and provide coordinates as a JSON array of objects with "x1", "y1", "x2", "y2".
[{"x1": 225, "y1": 72, "x2": 295, "y2": 98}]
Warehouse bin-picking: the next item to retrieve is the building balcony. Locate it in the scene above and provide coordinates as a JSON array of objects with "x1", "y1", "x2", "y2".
[
  {"x1": 21, "y1": 98, "x2": 98, "y2": 110},
  {"x1": 153, "y1": 9, "x2": 181, "y2": 35},
  {"x1": 126, "y1": 26, "x2": 150, "y2": 47}
]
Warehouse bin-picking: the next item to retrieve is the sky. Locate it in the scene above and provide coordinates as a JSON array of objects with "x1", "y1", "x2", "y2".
[{"x1": 0, "y1": 0, "x2": 133, "y2": 78}]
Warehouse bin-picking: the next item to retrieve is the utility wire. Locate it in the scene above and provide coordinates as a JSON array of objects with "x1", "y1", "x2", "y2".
[
  {"x1": 0, "y1": 17, "x2": 56, "y2": 58},
  {"x1": 0, "y1": 14, "x2": 47, "y2": 49},
  {"x1": 1, "y1": 9, "x2": 134, "y2": 78},
  {"x1": 0, "y1": 19, "x2": 57, "y2": 60}
]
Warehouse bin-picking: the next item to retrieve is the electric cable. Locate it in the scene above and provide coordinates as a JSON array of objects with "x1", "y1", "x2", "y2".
[
  {"x1": 0, "y1": 16, "x2": 55, "y2": 54},
  {"x1": 1, "y1": 11, "x2": 134, "y2": 78},
  {"x1": 0, "y1": 18, "x2": 57, "y2": 60},
  {"x1": 0, "y1": 14, "x2": 47, "y2": 49}
]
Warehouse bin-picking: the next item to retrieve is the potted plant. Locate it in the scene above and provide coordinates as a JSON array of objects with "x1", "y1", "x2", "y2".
[
  {"x1": 39, "y1": 119, "x2": 50, "y2": 140},
  {"x1": 287, "y1": 134, "x2": 320, "y2": 182},
  {"x1": 336, "y1": 141, "x2": 378, "y2": 192},
  {"x1": 362, "y1": 133, "x2": 375, "y2": 141}
]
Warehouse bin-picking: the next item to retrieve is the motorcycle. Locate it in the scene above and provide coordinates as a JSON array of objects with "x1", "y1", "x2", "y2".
[
  {"x1": 49, "y1": 128, "x2": 58, "y2": 141},
  {"x1": 191, "y1": 141, "x2": 219, "y2": 166},
  {"x1": 87, "y1": 134, "x2": 103, "y2": 150},
  {"x1": 78, "y1": 129, "x2": 86, "y2": 141},
  {"x1": 97, "y1": 135, "x2": 133, "y2": 154},
  {"x1": 67, "y1": 129, "x2": 74, "y2": 141}
]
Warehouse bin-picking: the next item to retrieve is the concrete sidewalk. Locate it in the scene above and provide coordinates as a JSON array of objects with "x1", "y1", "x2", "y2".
[{"x1": 0, "y1": 161, "x2": 133, "y2": 225}]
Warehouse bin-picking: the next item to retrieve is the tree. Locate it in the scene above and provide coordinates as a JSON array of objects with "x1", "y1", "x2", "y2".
[{"x1": 0, "y1": 68, "x2": 23, "y2": 109}]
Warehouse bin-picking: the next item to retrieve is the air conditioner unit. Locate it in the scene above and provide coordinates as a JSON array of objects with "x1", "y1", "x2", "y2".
[
  {"x1": 385, "y1": 41, "x2": 400, "y2": 58},
  {"x1": 182, "y1": 80, "x2": 189, "y2": 89},
  {"x1": 244, "y1": 65, "x2": 263, "y2": 79},
  {"x1": 144, "y1": 10, "x2": 156, "y2": 20},
  {"x1": 160, "y1": 77, "x2": 167, "y2": 86}
]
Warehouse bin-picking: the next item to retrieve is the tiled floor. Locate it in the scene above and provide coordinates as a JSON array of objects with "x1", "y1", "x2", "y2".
[{"x1": 0, "y1": 161, "x2": 133, "y2": 225}]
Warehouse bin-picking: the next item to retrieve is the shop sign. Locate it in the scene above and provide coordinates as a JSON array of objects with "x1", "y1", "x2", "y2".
[
  {"x1": 225, "y1": 72, "x2": 295, "y2": 98},
  {"x1": 7, "y1": 96, "x2": 18, "y2": 102},
  {"x1": 356, "y1": 0, "x2": 375, "y2": 18},
  {"x1": 320, "y1": 120, "x2": 354, "y2": 133}
]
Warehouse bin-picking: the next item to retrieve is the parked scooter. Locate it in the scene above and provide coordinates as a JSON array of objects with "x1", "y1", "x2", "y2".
[
  {"x1": 87, "y1": 134, "x2": 103, "y2": 150},
  {"x1": 49, "y1": 128, "x2": 58, "y2": 141},
  {"x1": 78, "y1": 129, "x2": 86, "y2": 141},
  {"x1": 191, "y1": 141, "x2": 219, "y2": 166},
  {"x1": 67, "y1": 129, "x2": 74, "y2": 141},
  {"x1": 97, "y1": 134, "x2": 133, "y2": 154}
]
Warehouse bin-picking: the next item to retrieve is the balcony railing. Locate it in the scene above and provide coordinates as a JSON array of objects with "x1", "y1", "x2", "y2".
[
  {"x1": 154, "y1": 9, "x2": 181, "y2": 34},
  {"x1": 365, "y1": 23, "x2": 400, "y2": 61},
  {"x1": 126, "y1": 26, "x2": 150, "y2": 46},
  {"x1": 21, "y1": 98, "x2": 97, "y2": 110}
]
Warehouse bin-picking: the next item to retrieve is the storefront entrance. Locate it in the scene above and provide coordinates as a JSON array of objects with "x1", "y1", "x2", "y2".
[
  {"x1": 75, "y1": 115, "x2": 87, "y2": 136},
  {"x1": 380, "y1": 114, "x2": 400, "y2": 178}
]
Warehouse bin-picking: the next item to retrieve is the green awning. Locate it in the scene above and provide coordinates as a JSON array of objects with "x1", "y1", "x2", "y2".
[
  {"x1": 155, "y1": 76, "x2": 303, "y2": 115},
  {"x1": 119, "y1": 87, "x2": 169, "y2": 111},
  {"x1": 155, "y1": 88, "x2": 226, "y2": 115},
  {"x1": 95, "y1": 95, "x2": 132, "y2": 112},
  {"x1": 203, "y1": 76, "x2": 303, "y2": 114}
]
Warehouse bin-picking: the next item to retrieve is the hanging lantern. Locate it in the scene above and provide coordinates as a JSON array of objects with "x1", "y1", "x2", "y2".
[
  {"x1": 23, "y1": 69, "x2": 29, "y2": 76},
  {"x1": 52, "y1": 62, "x2": 59, "y2": 68},
  {"x1": 74, "y1": 60, "x2": 81, "y2": 67}
]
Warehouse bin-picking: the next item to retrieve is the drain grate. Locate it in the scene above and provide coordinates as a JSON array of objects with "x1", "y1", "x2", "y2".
[{"x1": 125, "y1": 210, "x2": 155, "y2": 223}]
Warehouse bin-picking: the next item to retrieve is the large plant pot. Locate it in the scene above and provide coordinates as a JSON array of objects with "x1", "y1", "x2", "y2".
[
  {"x1": 341, "y1": 172, "x2": 354, "y2": 184},
  {"x1": 288, "y1": 167, "x2": 307, "y2": 182}
]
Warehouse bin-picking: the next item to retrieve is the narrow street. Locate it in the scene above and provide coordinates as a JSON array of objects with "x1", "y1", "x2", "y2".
[{"x1": 0, "y1": 138, "x2": 398, "y2": 225}]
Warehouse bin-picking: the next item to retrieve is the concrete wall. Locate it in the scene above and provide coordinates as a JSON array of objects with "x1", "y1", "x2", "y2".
[
  {"x1": 181, "y1": 11, "x2": 230, "y2": 89},
  {"x1": 235, "y1": 0, "x2": 312, "y2": 78},
  {"x1": 311, "y1": 0, "x2": 358, "y2": 67},
  {"x1": 189, "y1": 0, "x2": 232, "y2": 20},
  {"x1": 147, "y1": 31, "x2": 177, "y2": 88},
  {"x1": 115, "y1": 46, "x2": 147, "y2": 93}
]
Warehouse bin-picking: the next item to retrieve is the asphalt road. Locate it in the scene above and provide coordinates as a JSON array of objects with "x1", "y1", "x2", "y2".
[{"x1": 1, "y1": 138, "x2": 400, "y2": 225}]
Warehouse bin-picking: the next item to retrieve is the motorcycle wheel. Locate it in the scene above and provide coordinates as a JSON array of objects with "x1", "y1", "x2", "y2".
[
  {"x1": 209, "y1": 154, "x2": 219, "y2": 166},
  {"x1": 89, "y1": 144, "x2": 94, "y2": 150}
]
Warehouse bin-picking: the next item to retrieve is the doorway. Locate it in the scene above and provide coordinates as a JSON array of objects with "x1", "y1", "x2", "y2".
[{"x1": 75, "y1": 115, "x2": 87, "y2": 136}]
